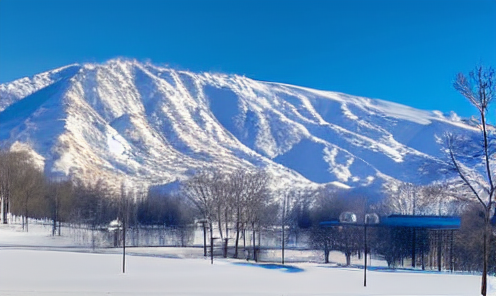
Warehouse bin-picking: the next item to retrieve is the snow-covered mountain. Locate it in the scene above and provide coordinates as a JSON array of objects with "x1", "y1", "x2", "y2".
[{"x1": 0, "y1": 58, "x2": 478, "y2": 191}]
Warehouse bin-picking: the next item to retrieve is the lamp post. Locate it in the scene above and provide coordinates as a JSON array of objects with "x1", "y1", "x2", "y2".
[
  {"x1": 363, "y1": 213, "x2": 379, "y2": 287},
  {"x1": 338, "y1": 211, "x2": 379, "y2": 287},
  {"x1": 197, "y1": 219, "x2": 209, "y2": 257}
]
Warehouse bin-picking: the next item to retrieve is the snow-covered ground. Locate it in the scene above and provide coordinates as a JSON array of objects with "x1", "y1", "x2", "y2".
[{"x1": 0, "y1": 223, "x2": 492, "y2": 295}]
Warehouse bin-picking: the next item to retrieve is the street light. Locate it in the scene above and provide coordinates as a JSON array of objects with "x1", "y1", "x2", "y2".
[
  {"x1": 338, "y1": 211, "x2": 379, "y2": 287},
  {"x1": 339, "y1": 212, "x2": 357, "y2": 224},
  {"x1": 363, "y1": 213, "x2": 379, "y2": 287},
  {"x1": 197, "y1": 219, "x2": 209, "y2": 257}
]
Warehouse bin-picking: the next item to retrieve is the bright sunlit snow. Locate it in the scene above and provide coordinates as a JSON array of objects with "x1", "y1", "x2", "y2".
[
  {"x1": 0, "y1": 59, "x2": 482, "y2": 190},
  {"x1": 0, "y1": 224, "x2": 490, "y2": 296}
]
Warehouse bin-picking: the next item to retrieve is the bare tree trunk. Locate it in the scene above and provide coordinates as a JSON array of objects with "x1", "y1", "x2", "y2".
[
  {"x1": 210, "y1": 222, "x2": 214, "y2": 264},
  {"x1": 421, "y1": 241, "x2": 425, "y2": 270},
  {"x1": 123, "y1": 216, "x2": 126, "y2": 273},
  {"x1": 437, "y1": 231, "x2": 442, "y2": 272},
  {"x1": 203, "y1": 222, "x2": 207, "y2": 256},
  {"x1": 92, "y1": 226, "x2": 95, "y2": 251},
  {"x1": 52, "y1": 218, "x2": 57, "y2": 236},
  {"x1": 24, "y1": 200, "x2": 29, "y2": 232},
  {"x1": 482, "y1": 216, "x2": 489, "y2": 296},
  {"x1": 225, "y1": 210, "x2": 228, "y2": 238},
  {"x1": 324, "y1": 240, "x2": 330, "y2": 264},
  {"x1": 258, "y1": 226, "x2": 261, "y2": 261},
  {"x1": 217, "y1": 217, "x2": 223, "y2": 240},
  {"x1": 450, "y1": 230, "x2": 454, "y2": 272},
  {"x1": 223, "y1": 238, "x2": 228, "y2": 258},
  {"x1": 234, "y1": 221, "x2": 240, "y2": 258},
  {"x1": 252, "y1": 222, "x2": 257, "y2": 262},
  {"x1": 52, "y1": 199, "x2": 58, "y2": 236},
  {"x1": 243, "y1": 225, "x2": 246, "y2": 249},
  {"x1": 1, "y1": 195, "x2": 5, "y2": 224},
  {"x1": 224, "y1": 212, "x2": 229, "y2": 257},
  {"x1": 282, "y1": 222, "x2": 285, "y2": 265},
  {"x1": 412, "y1": 229, "x2": 416, "y2": 268}
]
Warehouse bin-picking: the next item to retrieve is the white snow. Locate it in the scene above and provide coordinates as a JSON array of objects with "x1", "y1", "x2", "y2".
[
  {"x1": 372, "y1": 99, "x2": 433, "y2": 125},
  {"x1": 0, "y1": 223, "x2": 490, "y2": 296},
  {"x1": 0, "y1": 58, "x2": 482, "y2": 189},
  {"x1": 0, "y1": 250, "x2": 485, "y2": 296},
  {"x1": 106, "y1": 133, "x2": 126, "y2": 156},
  {"x1": 323, "y1": 146, "x2": 354, "y2": 182},
  {"x1": 9, "y1": 141, "x2": 45, "y2": 170}
]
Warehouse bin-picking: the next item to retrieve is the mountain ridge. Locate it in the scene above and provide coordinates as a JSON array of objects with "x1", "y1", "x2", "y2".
[{"x1": 0, "y1": 58, "x2": 478, "y2": 192}]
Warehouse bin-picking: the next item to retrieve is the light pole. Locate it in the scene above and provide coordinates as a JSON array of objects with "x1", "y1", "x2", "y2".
[
  {"x1": 197, "y1": 219, "x2": 209, "y2": 257},
  {"x1": 338, "y1": 211, "x2": 379, "y2": 287},
  {"x1": 120, "y1": 179, "x2": 132, "y2": 274},
  {"x1": 120, "y1": 151, "x2": 131, "y2": 274},
  {"x1": 363, "y1": 213, "x2": 379, "y2": 287},
  {"x1": 122, "y1": 192, "x2": 128, "y2": 274}
]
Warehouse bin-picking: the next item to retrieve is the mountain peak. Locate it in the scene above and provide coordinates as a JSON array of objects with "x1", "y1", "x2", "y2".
[{"x1": 0, "y1": 59, "x2": 476, "y2": 192}]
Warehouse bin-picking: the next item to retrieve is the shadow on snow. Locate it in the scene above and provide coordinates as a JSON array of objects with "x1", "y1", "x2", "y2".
[{"x1": 233, "y1": 262, "x2": 304, "y2": 273}]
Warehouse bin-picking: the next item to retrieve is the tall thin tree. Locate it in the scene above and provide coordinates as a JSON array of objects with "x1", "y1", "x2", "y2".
[{"x1": 447, "y1": 65, "x2": 495, "y2": 296}]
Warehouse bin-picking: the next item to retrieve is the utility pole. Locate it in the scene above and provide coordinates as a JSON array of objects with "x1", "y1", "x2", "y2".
[
  {"x1": 120, "y1": 182, "x2": 128, "y2": 274},
  {"x1": 364, "y1": 224, "x2": 367, "y2": 287},
  {"x1": 282, "y1": 194, "x2": 286, "y2": 265},
  {"x1": 197, "y1": 219, "x2": 208, "y2": 257},
  {"x1": 123, "y1": 210, "x2": 126, "y2": 274}
]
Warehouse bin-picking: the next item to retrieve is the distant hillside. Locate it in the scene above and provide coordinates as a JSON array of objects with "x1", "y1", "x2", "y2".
[{"x1": 0, "y1": 58, "x2": 479, "y2": 192}]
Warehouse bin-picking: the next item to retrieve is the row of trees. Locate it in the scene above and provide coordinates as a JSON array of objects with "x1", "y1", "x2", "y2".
[
  {"x1": 1, "y1": 149, "x2": 492, "y2": 274},
  {"x1": 308, "y1": 184, "x2": 460, "y2": 267},
  {"x1": 181, "y1": 166, "x2": 493, "y2": 274},
  {"x1": 0, "y1": 151, "x2": 194, "y2": 235},
  {"x1": 182, "y1": 169, "x2": 277, "y2": 260}
]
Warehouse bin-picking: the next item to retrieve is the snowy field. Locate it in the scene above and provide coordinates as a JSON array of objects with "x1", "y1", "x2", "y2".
[{"x1": 0, "y1": 224, "x2": 493, "y2": 296}]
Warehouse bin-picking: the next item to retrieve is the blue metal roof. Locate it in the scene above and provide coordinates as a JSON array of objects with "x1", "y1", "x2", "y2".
[
  {"x1": 319, "y1": 215, "x2": 461, "y2": 230},
  {"x1": 380, "y1": 215, "x2": 461, "y2": 229}
]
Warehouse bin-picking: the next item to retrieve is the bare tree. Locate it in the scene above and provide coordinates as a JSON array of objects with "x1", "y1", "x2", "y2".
[
  {"x1": 232, "y1": 169, "x2": 270, "y2": 262},
  {"x1": 382, "y1": 182, "x2": 419, "y2": 215},
  {"x1": 0, "y1": 150, "x2": 30, "y2": 224},
  {"x1": 229, "y1": 169, "x2": 248, "y2": 258},
  {"x1": 119, "y1": 181, "x2": 134, "y2": 273},
  {"x1": 182, "y1": 170, "x2": 222, "y2": 261},
  {"x1": 447, "y1": 65, "x2": 495, "y2": 296},
  {"x1": 229, "y1": 169, "x2": 269, "y2": 258},
  {"x1": 183, "y1": 169, "x2": 270, "y2": 260},
  {"x1": 45, "y1": 179, "x2": 73, "y2": 236},
  {"x1": 280, "y1": 190, "x2": 294, "y2": 264},
  {"x1": 8, "y1": 152, "x2": 45, "y2": 232}
]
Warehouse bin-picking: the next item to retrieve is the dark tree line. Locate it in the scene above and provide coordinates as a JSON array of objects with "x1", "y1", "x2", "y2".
[{"x1": 0, "y1": 150, "x2": 194, "y2": 236}]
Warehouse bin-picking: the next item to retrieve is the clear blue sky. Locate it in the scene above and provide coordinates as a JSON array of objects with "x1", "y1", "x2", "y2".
[{"x1": 1, "y1": 0, "x2": 495, "y2": 118}]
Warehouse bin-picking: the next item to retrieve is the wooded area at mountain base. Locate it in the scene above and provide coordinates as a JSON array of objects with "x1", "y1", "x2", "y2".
[{"x1": 0, "y1": 149, "x2": 494, "y2": 275}]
